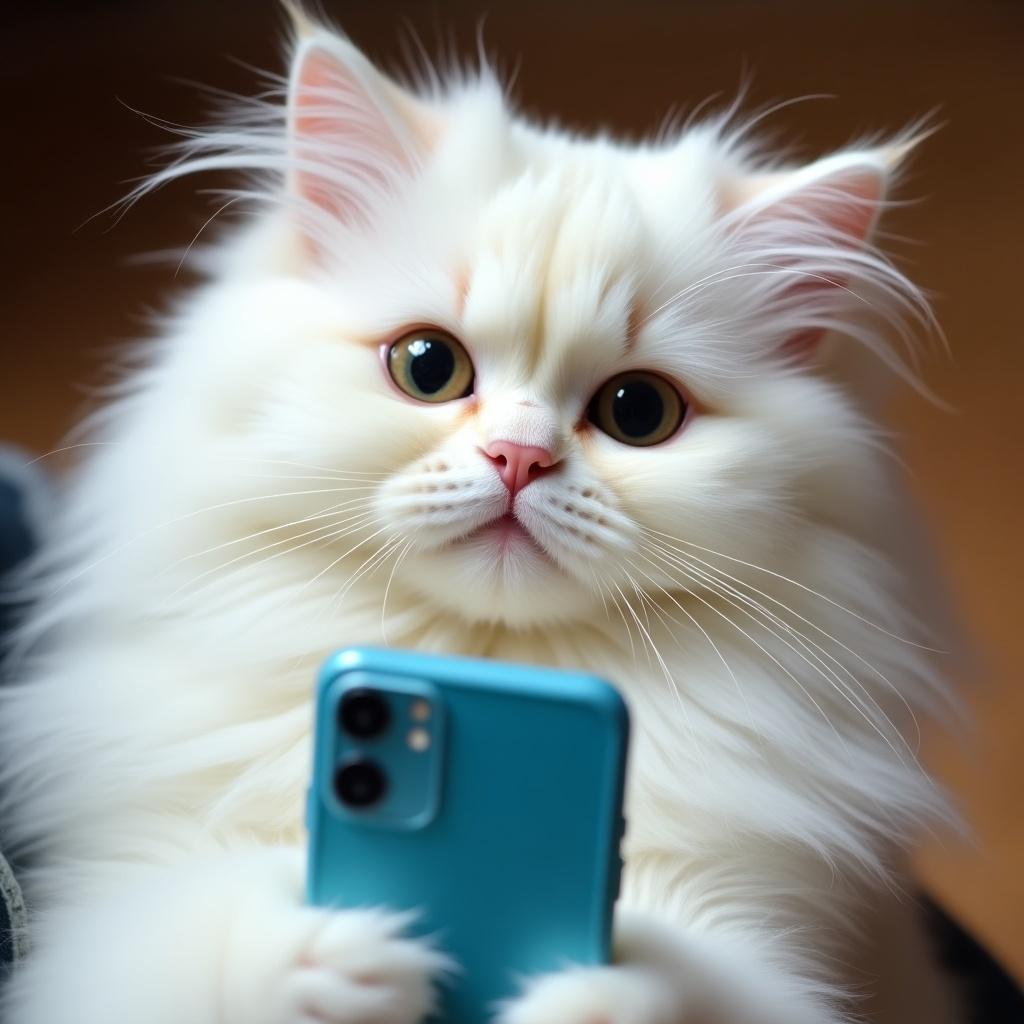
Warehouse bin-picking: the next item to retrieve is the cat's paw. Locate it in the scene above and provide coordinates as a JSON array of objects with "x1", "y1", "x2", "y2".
[
  {"x1": 496, "y1": 963, "x2": 677, "y2": 1024},
  {"x1": 496, "y1": 914, "x2": 682, "y2": 1024},
  {"x1": 496, "y1": 912, "x2": 832, "y2": 1024},
  {"x1": 274, "y1": 909, "x2": 451, "y2": 1024}
]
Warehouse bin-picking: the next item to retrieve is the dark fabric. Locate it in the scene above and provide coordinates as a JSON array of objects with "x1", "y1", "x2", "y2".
[
  {"x1": 0, "y1": 478, "x2": 36, "y2": 665},
  {"x1": 0, "y1": 458, "x2": 44, "y2": 980},
  {"x1": 0, "y1": 852, "x2": 26, "y2": 978},
  {"x1": 922, "y1": 895, "x2": 1024, "y2": 1022},
  {"x1": 0, "y1": 478, "x2": 35, "y2": 574}
]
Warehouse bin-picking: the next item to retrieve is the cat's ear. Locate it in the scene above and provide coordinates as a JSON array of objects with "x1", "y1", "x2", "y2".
[
  {"x1": 724, "y1": 149, "x2": 895, "y2": 243},
  {"x1": 723, "y1": 142, "x2": 916, "y2": 358},
  {"x1": 286, "y1": 26, "x2": 437, "y2": 249}
]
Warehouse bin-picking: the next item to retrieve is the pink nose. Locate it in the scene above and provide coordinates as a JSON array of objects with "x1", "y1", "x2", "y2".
[{"x1": 484, "y1": 441, "x2": 556, "y2": 496}]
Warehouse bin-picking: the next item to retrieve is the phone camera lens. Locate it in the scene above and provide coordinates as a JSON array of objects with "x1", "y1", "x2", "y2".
[
  {"x1": 339, "y1": 689, "x2": 390, "y2": 739},
  {"x1": 334, "y1": 757, "x2": 388, "y2": 809}
]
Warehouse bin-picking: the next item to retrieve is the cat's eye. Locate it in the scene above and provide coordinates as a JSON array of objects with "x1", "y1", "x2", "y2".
[
  {"x1": 587, "y1": 371, "x2": 686, "y2": 447},
  {"x1": 387, "y1": 330, "x2": 474, "y2": 403}
]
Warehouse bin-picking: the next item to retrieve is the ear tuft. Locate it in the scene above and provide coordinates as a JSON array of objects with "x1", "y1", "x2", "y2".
[
  {"x1": 279, "y1": 0, "x2": 318, "y2": 42},
  {"x1": 875, "y1": 117, "x2": 942, "y2": 170}
]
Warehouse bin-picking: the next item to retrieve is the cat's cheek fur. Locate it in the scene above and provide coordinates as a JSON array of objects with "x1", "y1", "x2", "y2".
[{"x1": 376, "y1": 437, "x2": 510, "y2": 551}]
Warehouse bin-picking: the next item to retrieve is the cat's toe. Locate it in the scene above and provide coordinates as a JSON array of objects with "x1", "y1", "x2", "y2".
[
  {"x1": 283, "y1": 966, "x2": 396, "y2": 1024},
  {"x1": 496, "y1": 964, "x2": 676, "y2": 1024},
  {"x1": 280, "y1": 909, "x2": 450, "y2": 1024}
]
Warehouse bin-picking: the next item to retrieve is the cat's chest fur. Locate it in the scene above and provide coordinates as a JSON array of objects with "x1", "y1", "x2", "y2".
[{"x1": 40, "y1": 547, "x2": 932, "y2": 878}]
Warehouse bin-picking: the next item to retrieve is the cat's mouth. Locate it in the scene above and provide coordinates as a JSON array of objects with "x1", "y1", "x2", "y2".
[{"x1": 464, "y1": 512, "x2": 549, "y2": 559}]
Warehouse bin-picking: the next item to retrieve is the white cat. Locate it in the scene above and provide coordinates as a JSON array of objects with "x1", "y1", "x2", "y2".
[{"x1": 0, "y1": 12, "x2": 965, "y2": 1024}]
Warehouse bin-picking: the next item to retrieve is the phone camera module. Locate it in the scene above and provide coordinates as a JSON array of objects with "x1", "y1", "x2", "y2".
[
  {"x1": 334, "y1": 757, "x2": 388, "y2": 809},
  {"x1": 339, "y1": 689, "x2": 391, "y2": 739}
]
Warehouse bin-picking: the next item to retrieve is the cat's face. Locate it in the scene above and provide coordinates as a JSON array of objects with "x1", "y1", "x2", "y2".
[
  {"x1": 179, "y1": 31, "x2": 918, "y2": 630},
  {"x1": 356, "y1": 154, "x2": 827, "y2": 628}
]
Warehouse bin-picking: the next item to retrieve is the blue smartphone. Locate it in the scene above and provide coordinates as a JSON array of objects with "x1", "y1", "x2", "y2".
[{"x1": 306, "y1": 647, "x2": 630, "y2": 1024}]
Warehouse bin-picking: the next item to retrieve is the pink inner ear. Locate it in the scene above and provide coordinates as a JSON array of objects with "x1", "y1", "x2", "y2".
[
  {"x1": 289, "y1": 43, "x2": 410, "y2": 231},
  {"x1": 729, "y1": 163, "x2": 886, "y2": 360},
  {"x1": 780, "y1": 327, "x2": 826, "y2": 360},
  {"x1": 797, "y1": 168, "x2": 883, "y2": 244},
  {"x1": 729, "y1": 163, "x2": 885, "y2": 241}
]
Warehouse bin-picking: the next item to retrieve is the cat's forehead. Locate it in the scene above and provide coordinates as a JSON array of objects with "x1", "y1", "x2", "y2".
[
  {"x1": 459, "y1": 157, "x2": 647, "y2": 376},
  {"x1": 440, "y1": 126, "x2": 732, "y2": 398},
  {"x1": 342, "y1": 118, "x2": 736, "y2": 396}
]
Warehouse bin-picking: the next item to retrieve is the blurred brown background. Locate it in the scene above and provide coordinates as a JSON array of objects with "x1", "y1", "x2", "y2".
[{"x1": 2, "y1": 0, "x2": 1022, "y2": 983}]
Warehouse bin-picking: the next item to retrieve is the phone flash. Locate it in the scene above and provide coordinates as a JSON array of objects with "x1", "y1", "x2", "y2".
[
  {"x1": 410, "y1": 700, "x2": 431, "y2": 722},
  {"x1": 408, "y1": 727, "x2": 431, "y2": 752}
]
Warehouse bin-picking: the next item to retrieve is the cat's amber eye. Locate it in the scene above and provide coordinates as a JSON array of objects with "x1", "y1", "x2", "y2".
[
  {"x1": 387, "y1": 330, "x2": 474, "y2": 403},
  {"x1": 587, "y1": 371, "x2": 686, "y2": 447}
]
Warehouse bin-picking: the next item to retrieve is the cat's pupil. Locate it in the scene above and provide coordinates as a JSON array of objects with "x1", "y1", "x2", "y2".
[
  {"x1": 407, "y1": 338, "x2": 455, "y2": 395},
  {"x1": 612, "y1": 380, "x2": 664, "y2": 438}
]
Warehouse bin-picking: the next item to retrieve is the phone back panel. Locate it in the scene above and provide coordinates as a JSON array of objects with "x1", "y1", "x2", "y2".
[{"x1": 307, "y1": 648, "x2": 629, "y2": 1024}]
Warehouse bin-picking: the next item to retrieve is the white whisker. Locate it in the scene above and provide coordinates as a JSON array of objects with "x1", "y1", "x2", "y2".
[
  {"x1": 597, "y1": 572, "x2": 638, "y2": 665},
  {"x1": 51, "y1": 485, "x2": 386, "y2": 597},
  {"x1": 157, "y1": 496, "x2": 377, "y2": 574},
  {"x1": 622, "y1": 556, "x2": 762, "y2": 745},
  {"x1": 652, "y1": 537, "x2": 923, "y2": 753},
  {"x1": 289, "y1": 522, "x2": 394, "y2": 608},
  {"x1": 611, "y1": 573, "x2": 707, "y2": 769},
  {"x1": 325, "y1": 534, "x2": 404, "y2": 618},
  {"x1": 644, "y1": 527, "x2": 941, "y2": 651},
  {"x1": 380, "y1": 537, "x2": 413, "y2": 647},
  {"x1": 642, "y1": 543, "x2": 912, "y2": 765},
  {"x1": 636, "y1": 545, "x2": 848, "y2": 753},
  {"x1": 164, "y1": 508, "x2": 381, "y2": 608}
]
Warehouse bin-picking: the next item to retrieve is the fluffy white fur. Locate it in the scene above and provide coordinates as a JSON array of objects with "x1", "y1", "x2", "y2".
[{"x1": 1, "y1": 15, "x2": 963, "y2": 1024}]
